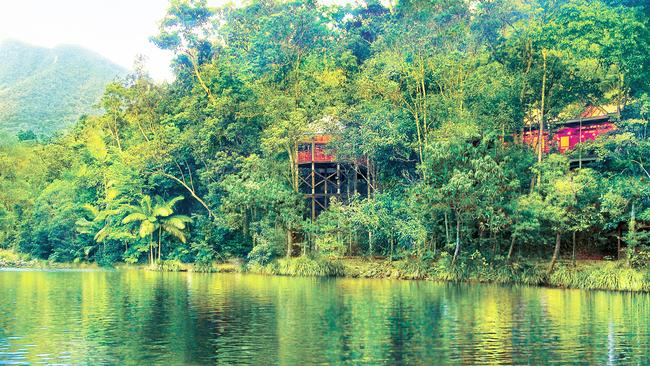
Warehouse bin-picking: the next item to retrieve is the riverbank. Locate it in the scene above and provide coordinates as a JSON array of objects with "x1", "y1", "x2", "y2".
[
  {"x1": 0, "y1": 249, "x2": 100, "y2": 270},
  {"x1": 3, "y1": 248, "x2": 649, "y2": 292},
  {"x1": 243, "y1": 256, "x2": 650, "y2": 292}
]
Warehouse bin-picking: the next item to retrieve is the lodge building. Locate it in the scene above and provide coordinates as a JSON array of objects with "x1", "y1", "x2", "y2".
[
  {"x1": 297, "y1": 107, "x2": 617, "y2": 219},
  {"x1": 522, "y1": 106, "x2": 616, "y2": 167},
  {"x1": 297, "y1": 134, "x2": 374, "y2": 220}
]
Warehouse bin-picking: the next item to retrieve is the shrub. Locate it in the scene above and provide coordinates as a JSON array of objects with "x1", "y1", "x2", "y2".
[
  {"x1": 548, "y1": 262, "x2": 650, "y2": 291},
  {"x1": 247, "y1": 240, "x2": 280, "y2": 266},
  {"x1": 393, "y1": 259, "x2": 434, "y2": 280},
  {"x1": 192, "y1": 261, "x2": 218, "y2": 273},
  {"x1": 257, "y1": 256, "x2": 345, "y2": 277},
  {"x1": 156, "y1": 259, "x2": 186, "y2": 272},
  {"x1": 0, "y1": 249, "x2": 29, "y2": 266}
]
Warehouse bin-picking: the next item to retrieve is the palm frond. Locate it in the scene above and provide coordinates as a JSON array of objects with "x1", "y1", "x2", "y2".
[
  {"x1": 94, "y1": 225, "x2": 110, "y2": 243},
  {"x1": 163, "y1": 225, "x2": 187, "y2": 243},
  {"x1": 141, "y1": 195, "x2": 153, "y2": 214},
  {"x1": 75, "y1": 218, "x2": 94, "y2": 234},
  {"x1": 82, "y1": 204, "x2": 100, "y2": 217},
  {"x1": 166, "y1": 196, "x2": 185, "y2": 208},
  {"x1": 122, "y1": 212, "x2": 147, "y2": 224},
  {"x1": 154, "y1": 195, "x2": 165, "y2": 207},
  {"x1": 153, "y1": 206, "x2": 173, "y2": 217},
  {"x1": 139, "y1": 220, "x2": 156, "y2": 238},
  {"x1": 106, "y1": 188, "x2": 120, "y2": 201},
  {"x1": 95, "y1": 208, "x2": 120, "y2": 221},
  {"x1": 163, "y1": 215, "x2": 192, "y2": 229}
]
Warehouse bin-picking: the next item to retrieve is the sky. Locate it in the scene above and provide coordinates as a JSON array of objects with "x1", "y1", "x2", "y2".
[
  {"x1": 0, "y1": 0, "x2": 205, "y2": 81},
  {"x1": 0, "y1": 0, "x2": 359, "y2": 82}
]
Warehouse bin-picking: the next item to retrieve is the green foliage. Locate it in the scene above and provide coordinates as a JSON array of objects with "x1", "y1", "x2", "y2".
[
  {"x1": 121, "y1": 194, "x2": 191, "y2": 266},
  {"x1": 548, "y1": 262, "x2": 650, "y2": 291},
  {"x1": 247, "y1": 240, "x2": 280, "y2": 266},
  {"x1": 275, "y1": 256, "x2": 346, "y2": 277},
  {"x1": 156, "y1": 259, "x2": 187, "y2": 272},
  {"x1": 1, "y1": 0, "x2": 649, "y2": 288},
  {"x1": 0, "y1": 249, "x2": 34, "y2": 267},
  {"x1": 249, "y1": 256, "x2": 346, "y2": 277},
  {"x1": 0, "y1": 40, "x2": 125, "y2": 135}
]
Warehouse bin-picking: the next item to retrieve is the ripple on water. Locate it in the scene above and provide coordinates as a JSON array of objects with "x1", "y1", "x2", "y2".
[{"x1": 1, "y1": 271, "x2": 650, "y2": 364}]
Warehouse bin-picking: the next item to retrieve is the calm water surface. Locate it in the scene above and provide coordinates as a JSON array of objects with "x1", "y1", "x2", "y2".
[{"x1": 0, "y1": 269, "x2": 649, "y2": 365}]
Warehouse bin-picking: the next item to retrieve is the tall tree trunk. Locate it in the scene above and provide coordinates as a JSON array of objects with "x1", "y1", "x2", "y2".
[
  {"x1": 158, "y1": 226, "x2": 162, "y2": 264},
  {"x1": 348, "y1": 232, "x2": 352, "y2": 256},
  {"x1": 578, "y1": 116, "x2": 583, "y2": 169},
  {"x1": 432, "y1": 233, "x2": 437, "y2": 257},
  {"x1": 617, "y1": 225, "x2": 622, "y2": 260},
  {"x1": 286, "y1": 229, "x2": 293, "y2": 258},
  {"x1": 572, "y1": 231, "x2": 576, "y2": 266},
  {"x1": 187, "y1": 51, "x2": 217, "y2": 106},
  {"x1": 452, "y1": 213, "x2": 461, "y2": 266},
  {"x1": 111, "y1": 116, "x2": 123, "y2": 152},
  {"x1": 444, "y1": 212, "x2": 450, "y2": 246},
  {"x1": 507, "y1": 234, "x2": 516, "y2": 262},
  {"x1": 149, "y1": 233, "x2": 154, "y2": 267},
  {"x1": 548, "y1": 232, "x2": 561, "y2": 274},
  {"x1": 537, "y1": 49, "x2": 548, "y2": 187},
  {"x1": 627, "y1": 203, "x2": 636, "y2": 267}
]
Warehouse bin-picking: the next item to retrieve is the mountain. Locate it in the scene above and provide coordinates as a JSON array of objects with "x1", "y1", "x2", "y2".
[{"x1": 0, "y1": 40, "x2": 126, "y2": 136}]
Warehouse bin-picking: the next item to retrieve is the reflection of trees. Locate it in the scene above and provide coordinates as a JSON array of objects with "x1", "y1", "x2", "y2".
[
  {"x1": 2, "y1": 272, "x2": 650, "y2": 364},
  {"x1": 184, "y1": 273, "x2": 281, "y2": 365}
]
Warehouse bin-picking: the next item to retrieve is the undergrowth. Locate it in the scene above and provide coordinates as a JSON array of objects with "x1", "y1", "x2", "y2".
[
  {"x1": 548, "y1": 262, "x2": 650, "y2": 291},
  {"x1": 248, "y1": 256, "x2": 345, "y2": 277},
  {"x1": 244, "y1": 252, "x2": 650, "y2": 292}
]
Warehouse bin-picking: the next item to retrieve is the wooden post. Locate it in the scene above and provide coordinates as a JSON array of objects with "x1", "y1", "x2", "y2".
[
  {"x1": 323, "y1": 164, "x2": 328, "y2": 210},
  {"x1": 353, "y1": 163, "x2": 358, "y2": 196},
  {"x1": 311, "y1": 139, "x2": 316, "y2": 222},
  {"x1": 336, "y1": 163, "x2": 341, "y2": 197},
  {"x1": 579, "y1": 115, "x2": 583, "y2": 169},
  {"x1": 346, "y1": 165, "x2": 351, "y2": 203}
]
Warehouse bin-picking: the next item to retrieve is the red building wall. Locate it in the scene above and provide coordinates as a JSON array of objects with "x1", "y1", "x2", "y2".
[
  {"x1": 299, "y1": 120, "x2": 616, "y2": 164},
  {"x1": 522, "y1": 121, "x2": 616, "y2": 154},
  {"x1": 297, "y1": 135, "x2": 336, "y2": 164}
]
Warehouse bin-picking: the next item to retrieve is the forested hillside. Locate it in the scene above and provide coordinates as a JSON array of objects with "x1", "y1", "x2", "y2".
[
  {"x1": 0, "y1": 0, "x2": 648, "y2": 279},
  {"x1": 0, "y1": 40, "x2": 125, "y2": 136}
]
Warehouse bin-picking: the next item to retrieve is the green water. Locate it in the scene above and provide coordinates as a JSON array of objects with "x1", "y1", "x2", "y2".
[{"x1": 0, "y1": 270, "x2": 649, "y2": 365}]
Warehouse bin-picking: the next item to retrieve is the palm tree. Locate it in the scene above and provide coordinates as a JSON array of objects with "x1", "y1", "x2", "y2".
[
  {"x1": 76, "y1": 204, "x2": 134, "y2": 260},
  {"x1": 122, "y1": 195, "x2": 191, "y2": 266},
  {"x1": 154, "y1": 195, "x2": 192, "y2": 263}
]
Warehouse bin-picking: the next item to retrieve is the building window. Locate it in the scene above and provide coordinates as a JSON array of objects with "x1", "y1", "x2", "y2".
[{"x1": 560, "y1": 136, "x2": 569, "y2": 149}]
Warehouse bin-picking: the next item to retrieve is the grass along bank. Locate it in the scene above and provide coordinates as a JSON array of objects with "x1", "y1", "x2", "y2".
[
  {"x1": 0, "y1": 249, "x2": 35, "y2": 267},
  {"x1": 242, "y1": 253, "x2": 650, "y2": 292},
  {"x1": 4, "y1": 248, "x2": 650, "y2": 292},
  {"x1": 0, "y1": 249, "x2": 101, "y2": 270}
]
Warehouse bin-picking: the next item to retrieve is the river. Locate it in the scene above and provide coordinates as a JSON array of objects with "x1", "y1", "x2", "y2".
[{"x1": 0, "y1": 269, "x2": 648, "y2": 365}]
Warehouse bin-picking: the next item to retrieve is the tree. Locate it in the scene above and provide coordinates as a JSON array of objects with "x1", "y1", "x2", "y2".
[
  {"x1": 122, "y1": 195, "x2": 191, "y2": 266},
  {"x1": 151, "y1": 0, "x2": 216, "y2": 104}
]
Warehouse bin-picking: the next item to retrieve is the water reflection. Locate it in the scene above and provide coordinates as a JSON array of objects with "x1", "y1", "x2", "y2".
[{"x1": 0, "y1": 270, "x2": 649, "y2": 365}]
